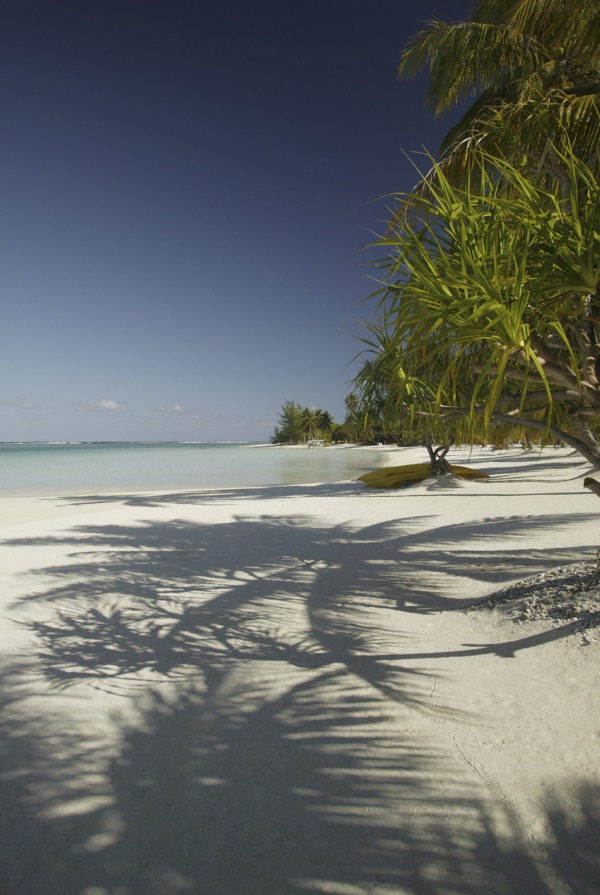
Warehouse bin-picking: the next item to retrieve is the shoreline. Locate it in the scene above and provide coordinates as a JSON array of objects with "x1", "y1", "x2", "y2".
[
  {"x1": 0, "y1": 440, "x2": 411, "y2": 499},
  {"x1": 0, "y1": 442, "x2": 555, "y2": 502}
]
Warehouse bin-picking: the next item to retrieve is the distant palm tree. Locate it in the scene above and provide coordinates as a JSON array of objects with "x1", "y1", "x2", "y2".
[
  {"x1": 343, "y1": 392, "x2": 361, "y2": 443},
  {"x1": 300, "y1": 407, "x2": 321, "y2": 441},
  {"x1": 316, "y1": 410, "x2": 333, "y2": 433},
  {"x1": 344, "y1": 392, "x2": 359, "y2": 415},
  {"x1": 271, "y1": 402, "x2": 337, "y2": 444}
]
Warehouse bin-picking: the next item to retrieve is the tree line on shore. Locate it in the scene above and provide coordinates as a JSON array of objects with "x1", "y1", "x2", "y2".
[
  {"x1": 271, "y1": 395, "x2": 390, "y2": 445},
  {"x1": 274, "y1": 1, "x2": 600, "y2": 465}
]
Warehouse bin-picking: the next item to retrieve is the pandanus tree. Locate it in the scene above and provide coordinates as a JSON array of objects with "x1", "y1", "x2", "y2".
[
  {"x1": 355, "y1": 0, "x2": 600, "y2": 467},
  {"x1": 357, "y1": 143, "x2": 600, "y2": 467}
]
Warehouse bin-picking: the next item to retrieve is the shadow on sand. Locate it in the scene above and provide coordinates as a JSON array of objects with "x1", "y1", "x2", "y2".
[{"x1": 1, "y1": 502, "x2": 598, "y2": 893}]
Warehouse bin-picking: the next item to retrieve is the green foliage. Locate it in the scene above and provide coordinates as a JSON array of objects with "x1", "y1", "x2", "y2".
[
  {"x1": 270, "y1": 396, "x2": 395, "y2": 446},
  {"x1": 357, "y1": 143, "x2": 600, "y2": 462},
  {"x1": 271, "y1": 401, "x2": 336, "y2": 445},
  {"x1": 397, "y1": 0, "x2": 600, "y2": 194},
  {"x1": 354, "y1": 0, "x2": 600, "y2": 466}
]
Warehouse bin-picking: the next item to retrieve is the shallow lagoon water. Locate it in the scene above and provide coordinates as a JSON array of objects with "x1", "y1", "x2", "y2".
[{"x1": 0, "y1": 442, "x2": 397, "y2": 495}]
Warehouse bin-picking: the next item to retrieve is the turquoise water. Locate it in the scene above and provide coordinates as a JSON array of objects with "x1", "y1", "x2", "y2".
[{"x1": 0, "y1": 442, "x2": 393, "y2": 495}]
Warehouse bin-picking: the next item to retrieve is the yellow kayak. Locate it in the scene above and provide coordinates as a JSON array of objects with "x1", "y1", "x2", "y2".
[{"x1": 359, "y1": 462, "x2": 489, "y2": 489}]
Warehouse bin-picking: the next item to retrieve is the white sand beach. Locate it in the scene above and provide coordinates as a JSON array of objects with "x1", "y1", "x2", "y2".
[{"x1": 0, "y1": 445, "x2": 599, "y2": 895}]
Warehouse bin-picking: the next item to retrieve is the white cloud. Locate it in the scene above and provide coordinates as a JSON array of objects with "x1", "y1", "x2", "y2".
[
  {"x1": 188, "y1": 409, "x2": 223, "y2": 426},
  {"x1": 73, "y1": 399, "x2": 129, "y2": 414},
  {"x1": 156, "y1": 404, "x2": 184, "y2": 414},
  {"x1": 0, "y1": 397, "x2": 40, "y2": 412}
]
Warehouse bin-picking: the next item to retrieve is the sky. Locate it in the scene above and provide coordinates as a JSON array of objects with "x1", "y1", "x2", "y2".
[{"x1": 0, "y1": 0, "x2": 475, "y2": 442}]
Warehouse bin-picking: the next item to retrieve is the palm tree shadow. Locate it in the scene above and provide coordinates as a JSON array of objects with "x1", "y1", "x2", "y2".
[
  {"x1": 0, "y1": 660, "x2": 598, "y2": 895},
  {"x1": 1, "y1": 507, "x2": 598, "y2": 892},
  {"x1": 6, "y1": 509, "x2": 595, "y2": 695},
  {"x1": 5, "y1": 507, "x2": 598, "y2": 697},
  {"x1": 51, "y1": 481, "x2": 363, "y2": 509},
  {"x1": 541, "y1": 784, "x2": 600, "y2": 894}
]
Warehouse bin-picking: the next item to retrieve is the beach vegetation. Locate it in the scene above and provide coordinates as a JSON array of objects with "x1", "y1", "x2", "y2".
[
  {"x1": 271, "y1": 400, "x2": 336, "y2": 445},
  {"x1": 356, "y1": 0, "x2": 600, "y2": 467},
  {"x1": 397, "y1": 0, "x2": 600, "y2": 196},
  {"x1": 358, "y1": 144, "x2": 600, "y2": 466},
  {"x1": 270, "y1": 396, "x2": 398, "y2": 446}
]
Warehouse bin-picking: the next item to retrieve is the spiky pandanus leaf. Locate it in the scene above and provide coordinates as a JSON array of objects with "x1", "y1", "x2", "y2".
[{"x1": 357, "y1": 146, "x2": 600, "y2": 460}]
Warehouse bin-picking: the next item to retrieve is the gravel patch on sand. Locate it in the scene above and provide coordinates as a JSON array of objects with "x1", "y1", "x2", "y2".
[{"x1": 467, "y1": 559, "x2": 600, "y2": 638}]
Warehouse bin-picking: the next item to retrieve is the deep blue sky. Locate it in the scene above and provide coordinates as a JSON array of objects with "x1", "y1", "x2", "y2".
[{"x1": 1, "y1": 0, "x2": 474, "y2": 442}]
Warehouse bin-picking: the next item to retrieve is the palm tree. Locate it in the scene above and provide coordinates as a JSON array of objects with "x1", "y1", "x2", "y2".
[
  {"x1": 342, "y1": 392, "x2": 362, "y2": 444},
  {"x1": 316, "y1": 409, "x2": 334, "y2": 434},
  {"x1": 344, "y1": 392, "x2": 359, "y2": 417},
  {"x1": 271, "y1": 403, "x2": 337, "y2": 444},
  {"x1": 300, "y1": 407, "x2": 321, "y2": 441},
  {"x1": 397, "y1": 0, "x2": 600, "y2": 194}
]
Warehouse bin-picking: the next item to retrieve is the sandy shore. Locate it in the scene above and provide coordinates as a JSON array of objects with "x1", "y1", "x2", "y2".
[{"x1": 0, "y1": 445, "x2": 598, "y2": 894}]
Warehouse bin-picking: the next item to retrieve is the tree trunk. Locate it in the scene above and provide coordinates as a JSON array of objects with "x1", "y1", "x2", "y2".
[
  {"x1": 426, "y1": 442, "x2": 453, "y2": 476},
  {"x1": 441, "y1": 406, "x2": 600, "y2": 470},
  {"x1": 584, "y1": 477, "x2": 600, "y2": 499}
]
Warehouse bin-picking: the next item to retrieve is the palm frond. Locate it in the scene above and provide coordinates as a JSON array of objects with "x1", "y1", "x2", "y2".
[
  {"x1": 398, "y1": 19, "x2": 548, "y2": 113},
  {"x1": 507, "y1": 0, "x2": 600, "y2": 62}
]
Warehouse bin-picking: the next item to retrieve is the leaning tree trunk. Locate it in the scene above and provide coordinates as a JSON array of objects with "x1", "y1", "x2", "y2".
[{"x1": 584, "y1": 477, "x2": 600, "y2": 498}]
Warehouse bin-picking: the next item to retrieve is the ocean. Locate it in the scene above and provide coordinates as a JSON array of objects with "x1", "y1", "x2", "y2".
[{"x1": 0, "y1": 442, "x2": 395, "y2": 495}]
